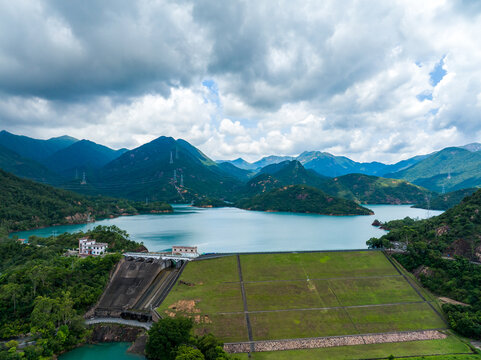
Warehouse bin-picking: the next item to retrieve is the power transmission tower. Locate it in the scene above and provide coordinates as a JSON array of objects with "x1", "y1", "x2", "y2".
[
  {"x1": 173, "y1": 169, "x2": 177, "y2": 182},
  {"x1": 170, "y1": 151, "x2": 173, "y2": 164},
  {"x1": 81, "y1": 172, "x2": 87, "y2": 185},
  {"x1": 425, "y1": 194, "x2": 431, "y2": 218},
  {"x1": 180, "y1": 174, "x2": 184, "y2": 187}
]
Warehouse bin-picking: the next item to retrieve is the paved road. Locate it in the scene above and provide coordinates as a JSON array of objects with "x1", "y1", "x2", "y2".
[{"x1": 85, "y1": 317, "x2": 152, "y2": 330}]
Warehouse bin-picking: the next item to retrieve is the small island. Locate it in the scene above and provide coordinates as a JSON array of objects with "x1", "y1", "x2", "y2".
[
  {"x1": 235, "y1": 184, "x2": 374, "y2": 216},
  {"x1": 192, "y1": 197, "x2": 230, "y2": 208}
]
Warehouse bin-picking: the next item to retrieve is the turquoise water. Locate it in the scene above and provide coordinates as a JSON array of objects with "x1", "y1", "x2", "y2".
[
  {"x1": 59, "y1": 342, "x2": 143, "y2": 360},
  {"x1": 11, "y1": 205, "x2": 442, "y2": 253}
]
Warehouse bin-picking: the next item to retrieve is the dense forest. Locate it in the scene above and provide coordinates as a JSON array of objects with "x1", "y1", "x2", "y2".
[
  {"x1": 368, "y1": 189, "x2": 481, "y2": 339},
  {"x1": 0, "y1": 169, "x2": 172, "y2": 232},
  {"x1": 0, "y1": 226, "x2": 142, "y2": 359},
  {"x1": 236, "y1": 184, "x2": 373, "y2": 215}
]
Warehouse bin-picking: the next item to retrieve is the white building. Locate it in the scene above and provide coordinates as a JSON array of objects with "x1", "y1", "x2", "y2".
[
  {"x1": 79, "y1": 237, "x2": 108, "y2": 257},
  {"x1": 172, "y1": 245, "x2": 198, "y2": 258}
]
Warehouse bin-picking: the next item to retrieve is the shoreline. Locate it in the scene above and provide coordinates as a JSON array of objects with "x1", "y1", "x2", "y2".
[{"x1": 8, "y1": 209, "x2": 173, "y2": 237}]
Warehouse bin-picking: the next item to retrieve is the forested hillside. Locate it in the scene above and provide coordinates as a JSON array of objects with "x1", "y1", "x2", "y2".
[
  {"x1": 368, "y1": 189, "x2": 481, "y2": 339},
  {"x1": 0, "y1": 226, "x2": 141, "y2": 357},
  {"x1": 0, "y1": 169, "x2": 172, "y2": 232},
  {"x1": 236, "y1": 184, "x2": 373, "y2": 215}
]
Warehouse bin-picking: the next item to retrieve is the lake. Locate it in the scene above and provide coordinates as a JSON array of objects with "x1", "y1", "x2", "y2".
[{"x1": 11, "y1": 205, "x2": 442, "y2": 253}]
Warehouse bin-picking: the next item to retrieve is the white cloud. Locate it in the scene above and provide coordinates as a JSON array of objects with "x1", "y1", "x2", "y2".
[{"x1": 0, "y1": 0, "x2": 481, "y2": 164}]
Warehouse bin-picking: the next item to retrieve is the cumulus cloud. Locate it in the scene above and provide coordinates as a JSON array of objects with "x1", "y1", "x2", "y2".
[{"x1": 0, "y1": 0, "x2": 480, "y2": 163}]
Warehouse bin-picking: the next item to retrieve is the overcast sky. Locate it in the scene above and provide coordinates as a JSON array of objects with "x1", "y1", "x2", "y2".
[{"x1": 0, "y1": 0, "x2": 480, "y2": 163}]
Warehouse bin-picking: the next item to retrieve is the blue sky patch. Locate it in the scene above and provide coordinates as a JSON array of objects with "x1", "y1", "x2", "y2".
[{"x1": 430, "y1": 57, "x2": 447, "y2": 86}]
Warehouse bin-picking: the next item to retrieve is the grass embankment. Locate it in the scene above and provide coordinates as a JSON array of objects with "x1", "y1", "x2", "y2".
[{"x1": 158, "y1": 251, "x2": 475, "y2": 358}]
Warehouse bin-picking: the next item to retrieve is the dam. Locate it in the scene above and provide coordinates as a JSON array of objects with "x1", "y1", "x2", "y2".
[{"x1": 91, "y1": 252, "x2": 195, "y2": 321}]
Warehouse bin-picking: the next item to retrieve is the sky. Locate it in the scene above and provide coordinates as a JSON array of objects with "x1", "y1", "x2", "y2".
[{"x1": 0, "y1": 0, "x2": 481, "y2": 163}]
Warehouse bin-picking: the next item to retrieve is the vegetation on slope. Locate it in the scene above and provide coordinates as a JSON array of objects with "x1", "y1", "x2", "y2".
[
  {"x1": 41, "y1": 139, "x2": 126, "y2": 176},
  {"x1": 388, "y1": 147, "x2": 481, "y2": 192},
  {"x1": 80, "y1": 136, "x2": 243, "y2": 203},
  {"x1": 0, "y1": 227, "x2": 142, "y2": 358},
  {"x1": 0, "y1": 145, "x2": 59, "y2": 185},
  {"x1": 368, "y1": 189, "x2": 481, "y2": 339},
  {"x1": 242, "y1": 162, "x2": 434, "y2": 205},
  {"x1": 327, "y1": 174, "x2": 434, "y2": 205},
  {"x1": 192, "y1": 197, "x2": 230, "y2": 208},
  {"x1": 413, "y1": 187, "x2": 478, "y2": 210},
  {"x1": 0, "y1": 169, "x2": 172, "y2": 232},
  {"x1": 236, "y1": 185, "x2": 373, "y2": 215}
]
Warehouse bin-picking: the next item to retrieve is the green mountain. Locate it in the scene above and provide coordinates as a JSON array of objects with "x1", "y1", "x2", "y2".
[
  {"x1": 0, "y1": 169, "x2": 172, "y2": 232},
  {"x1": 79, "y1": 136, "x2": 243, "y2": 202},
  {"x1": 42, "y1": 139, "x2": 127, "y2": 176},
  {"x1": 0, "y1": 130, "x2": 77, "y2": 161},
  {"x1": 413, "y1": 188, "x2": 479, "y2": 210},
  {"x1": 236, "y1": 184, "x2": 373, "y2": 215},
  {"x1": 388, "y1": 147, "x2": 481, "y2": 192},
  {"x1": 217, "y1": 161, "x2": 254, "y2": 182},
  {"x1": 297, "y1": 151, "x2": 428, "y2": 177},
  {"x1": 240, "y1": 160, "x2": 326, "y2": 198},
  {"x1": 326, "y1": 174, "x2": 434, "y2": 205},
  {"x1": 242, "y1": 161, "x2": 432, "y2": 205},
  {"x1": 0, "y1": 144, "x2": 59, "y2": 184}
]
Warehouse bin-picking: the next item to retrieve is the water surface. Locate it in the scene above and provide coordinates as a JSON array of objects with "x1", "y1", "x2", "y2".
[
  {"x1": 12, "y1": 205, "x2": 442, "y2": 253},
  {"x1": 59, "y1": 342, "x2": 143, "y2": 360}
]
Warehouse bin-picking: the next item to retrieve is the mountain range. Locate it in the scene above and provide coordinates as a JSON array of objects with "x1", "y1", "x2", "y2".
[{"x1": 1, "y1": 129, "x2": 481, "y2": 207}]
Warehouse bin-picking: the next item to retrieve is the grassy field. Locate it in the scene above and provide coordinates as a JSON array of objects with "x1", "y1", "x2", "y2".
[
  {"x1": 157, "y1": 251, "x2": 475, "y2": 358},
  {"x1": 237, "y1": 336, "x2": 478, "y2": 359},
  {"x1": 240, "y1": 251, "x2": 398, "y2": 281}
]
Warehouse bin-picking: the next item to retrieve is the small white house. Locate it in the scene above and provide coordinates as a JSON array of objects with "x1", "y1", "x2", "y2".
[
  {"x1": 79, "y1": 237, "x2": 108, "y2": 257},
  {"x1": 172, "y1": 245, "x2": 198, "y2": 258}
]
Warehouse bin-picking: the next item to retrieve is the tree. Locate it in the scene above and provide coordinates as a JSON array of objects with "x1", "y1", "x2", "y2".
[
  {"x1": 175, "y1": 345, "x2": 205, "y2": 360},
  {"x1": 145, "y1": 317, "x2": 193, "y2": 360},
  {"x1": 195, "y1": 334, "x2": 230, "y2": 360}
]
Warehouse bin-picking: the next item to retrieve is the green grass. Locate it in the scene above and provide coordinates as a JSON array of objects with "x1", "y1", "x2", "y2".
[
  {"x1": 245, "y1": 336, "x2": 475, "y2": 359},
  {"x1": 245, "y1": 280, "x2": 340, "y2": 311},
  {"x1": 250, "y1": 308, "x2": 357, "y2": 340},
  {"x1": 326, "y1": 276, "x2": 421, "y2": 306},
  {"x1": 240, "y1": 251, "x2": 397, "y2": 281},
  {"x1": 194, "y1": 313, "x2": 249, "y2": 343},
  {"x1": 157, "y1": 251, "x2": 456, "y2": 358},
  {"x1": 177, "y1": 255, "x2": 239, "y2": 284},
  {"x1": 347, "y1": 303, "x2": 446, "y2": 333}
]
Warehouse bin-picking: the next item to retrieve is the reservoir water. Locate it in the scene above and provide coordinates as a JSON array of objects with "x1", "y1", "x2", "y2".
[
  {"x1": 12, "y1": 205, "x2": 442, "y2": 253},
  {"x1": 59, "y1": 342, "x2": 143, "y2": 360}
]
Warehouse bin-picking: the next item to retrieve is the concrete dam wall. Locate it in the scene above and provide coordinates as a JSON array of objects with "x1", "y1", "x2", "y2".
[{"x1": 93, "y1": 257, "x2": 177, "y2": 318}]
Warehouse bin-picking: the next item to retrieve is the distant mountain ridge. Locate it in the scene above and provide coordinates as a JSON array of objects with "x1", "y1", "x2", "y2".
[
  {"x1": 387, "y1": 147, "x2": 481, "y2": 192},
  {"x1": 218, "y1": 151, "x2": 429, "y2": 177},
  {"x1": 0, "y1": 130, "x2": 78, "y2": 161},
  {"x1": 42, "y1": 139, "x2": 128, "y2": 176},
  {"x1": 1, "y1": 130, "x2": 481, "y2": 203}
]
